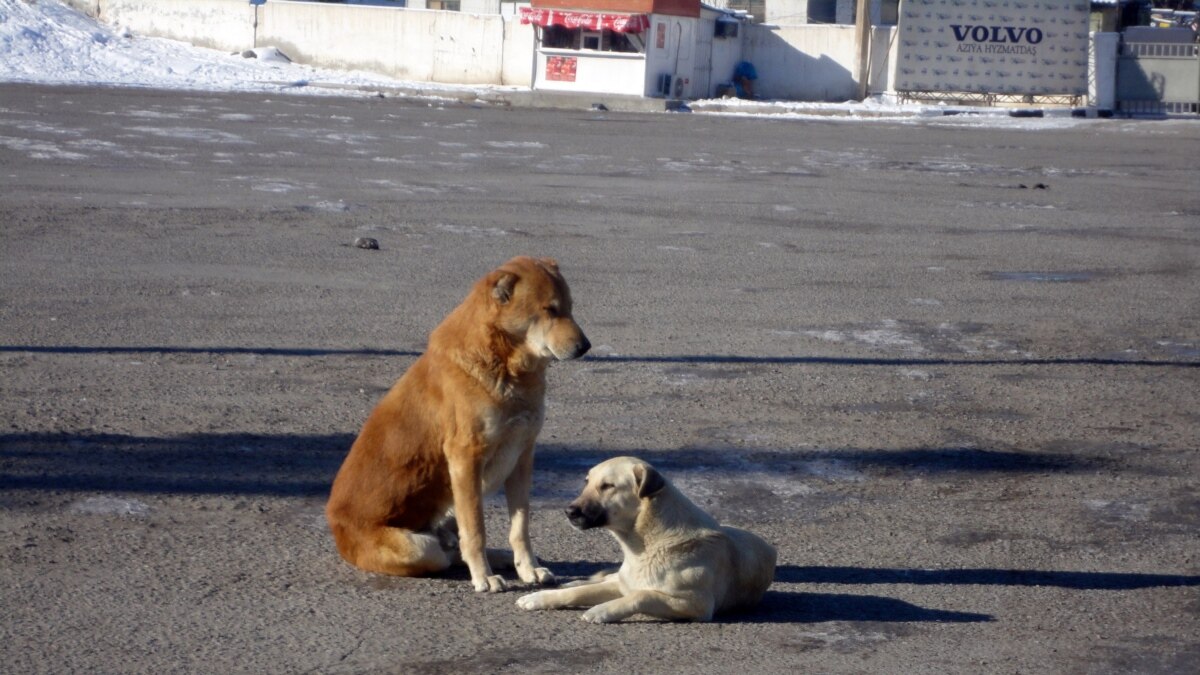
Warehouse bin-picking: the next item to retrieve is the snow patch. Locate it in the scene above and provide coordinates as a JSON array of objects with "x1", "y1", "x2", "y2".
[
  {"x1": 484, "y1": 141, "x2": 545, "y2": 149},
  {"x1": 803, "y1": 321, "x2": 923, "y2": 352},
  {"x1": 434, "y1": 224, "x2": 507, "y2": 236},
  {"x1": 72, "y1": 496, "x2": 151, "y2": 517}
]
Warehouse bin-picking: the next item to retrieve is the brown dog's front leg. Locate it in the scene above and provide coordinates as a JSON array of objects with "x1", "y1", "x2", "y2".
[
  {"x1": 505, "y1": 446, "x2": 555, "y2": 586},
  {"x1": 448, "y1": 451, "x2": 504, "y2": 592}
]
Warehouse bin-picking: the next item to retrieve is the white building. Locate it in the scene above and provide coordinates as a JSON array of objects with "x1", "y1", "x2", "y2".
[{"x1": 518, "y1": 0, "x2": 749, "y2": 98}]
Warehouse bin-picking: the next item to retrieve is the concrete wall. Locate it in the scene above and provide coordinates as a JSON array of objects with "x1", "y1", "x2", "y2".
[
  {"x1": 764, "y1": 0, "x2": 809, "y2": 25},
  {"x1": 461, "y1": 0, "x2": 501, "y2": 13},
  {"x1": 501, "y1": 16, "x2": 537, "y2": 86},
  {"x1": 741, "y1": 23, "x2": 897, "y2": 100},
  {"x1": 101, "y1": 0, "x2": 256, "y2": 53},
  {"x1": 257, "y1": 1, "x2": 514, "y2": 85},
  {"x1": 867, "y1": 25, "x2": 897, "y2": 96},
  {"x1": 744, "y1": 24, "x2": 857, "y2": 101}
]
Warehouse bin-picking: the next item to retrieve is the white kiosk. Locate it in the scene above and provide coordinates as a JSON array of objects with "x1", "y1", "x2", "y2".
[{"x1": 519, "y1": 0, "x2": 747, "y2": 99}]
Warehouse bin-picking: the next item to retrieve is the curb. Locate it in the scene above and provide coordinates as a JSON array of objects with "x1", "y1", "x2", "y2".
[{"x1": 307, "y1": 81, "x2": 1117, "y2": 120}]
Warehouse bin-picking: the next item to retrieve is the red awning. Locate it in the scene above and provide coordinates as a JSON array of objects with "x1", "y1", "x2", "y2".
[{"x1": 519, "y1": 7, "x2": 650, "y2": 33}]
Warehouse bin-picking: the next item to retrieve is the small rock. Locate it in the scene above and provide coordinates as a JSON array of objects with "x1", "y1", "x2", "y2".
[{"x1": 354, "y1": 237, "x2": 380, "y2": 250}]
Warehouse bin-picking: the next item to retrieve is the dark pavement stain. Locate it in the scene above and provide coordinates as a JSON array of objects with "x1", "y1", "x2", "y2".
[
  {"x1": 405, "y1": 646, "x2": 611, "y2": 674},
  {"x1": 983, "y1": 271, "x2": 1102, "y2": 283}
]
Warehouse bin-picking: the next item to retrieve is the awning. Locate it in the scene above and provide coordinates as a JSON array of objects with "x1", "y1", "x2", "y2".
[{"x1": 519, "y1": 7, "x2": 651, "y2": 33}]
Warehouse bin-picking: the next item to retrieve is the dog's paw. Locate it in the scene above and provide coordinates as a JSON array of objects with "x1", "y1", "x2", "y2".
[
  {"x1": 520, "y1": 566, "x2": 556, "y2": 587},
  {"x1": 581, "y1": 606, "x2": 618, "y2": 624},
  {"x1": 534, "y1": 567, "x2": 557, "y2": 585},
  {"x1": 516, "y1": 591, "x2": 548, "y2": 611},
  {"x1": 473, "y1": 574, "x2": 507, "y2": 593}
]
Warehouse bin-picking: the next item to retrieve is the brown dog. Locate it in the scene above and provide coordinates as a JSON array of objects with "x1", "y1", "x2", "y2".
[
  {"x1": 326, "y1": 256, "x2": 589, "y2": 592},
  {"x1": 517, "y1": 457, "x2": 776, "y2": 621}
]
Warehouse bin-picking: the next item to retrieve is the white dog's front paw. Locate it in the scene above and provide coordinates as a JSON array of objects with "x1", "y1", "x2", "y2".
[
  {"x1": 581, "y1": 606, "x2": 618, "y2": 624},
  {"x1": 516, "y1": 591, "x2": 549, "y2": 611},
  {"x1": 473, "y1": 574, "x2": 507, "y2": 593}
]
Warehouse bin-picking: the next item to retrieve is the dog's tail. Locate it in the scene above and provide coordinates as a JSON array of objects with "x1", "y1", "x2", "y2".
[{"x1": 330, "y1": 523, "x2": 453, "y2": 577}]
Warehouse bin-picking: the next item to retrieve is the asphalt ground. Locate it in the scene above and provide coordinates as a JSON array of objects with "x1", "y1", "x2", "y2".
[{"x1": 1, "y1": 83, "x2": 1198, "y2": 674}]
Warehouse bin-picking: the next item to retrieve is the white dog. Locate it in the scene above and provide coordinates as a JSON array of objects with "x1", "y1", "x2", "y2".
[{"x1": 517, "y1": 457, "x2": 776, "y2": 623}]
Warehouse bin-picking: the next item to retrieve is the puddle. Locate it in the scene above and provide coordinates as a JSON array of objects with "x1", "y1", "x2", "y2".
[{"x1": 984, "y1": 271, "x2": 1098, "y2": 283}]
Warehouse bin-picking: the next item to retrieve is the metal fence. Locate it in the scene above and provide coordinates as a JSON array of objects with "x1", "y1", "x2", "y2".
[{"x1": 1116, "y1": 39, "x2": 1200, "y2": 116}]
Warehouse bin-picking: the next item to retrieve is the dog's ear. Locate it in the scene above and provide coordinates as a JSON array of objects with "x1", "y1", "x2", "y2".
[
  {"x1": 539, "y1": 257, "x2": 560, "y2": 272},
  {"x1": 491, "y1": 272, "x2": 517, "y2": 305},
  {"x1": 634, "y1": 464, "x2": 666, "y2": 499}
]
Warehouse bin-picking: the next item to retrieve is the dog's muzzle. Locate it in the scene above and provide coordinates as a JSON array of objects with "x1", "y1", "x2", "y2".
[
  {"x1": 573, "y1": 335, "x2": 591, "y2": 359},
  {"x1": 559, "y1": 335, "x2": 591, "y2": 361},
  {"x1": 565, "y1": 502, "x2": 605, "y2": 530}
]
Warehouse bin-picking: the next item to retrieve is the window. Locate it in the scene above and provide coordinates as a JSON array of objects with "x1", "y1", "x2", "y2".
[
  {"x1": 581, "y1": 31, "x2": 603, "y2": 50},
  {"x1": 808, "y1": 0, "x2": 836, "y2": 24},
  {"x1": 542, "y1": 25, "x2": 578, "y2": 49},
  {"x1": 539, "y1": 27, "x2": 645, "y2": 54}
]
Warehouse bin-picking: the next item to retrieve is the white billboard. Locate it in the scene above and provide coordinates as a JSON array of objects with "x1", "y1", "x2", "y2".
[{"x1": 896, "y1": 0, "x2": 1092, "y2": 96}]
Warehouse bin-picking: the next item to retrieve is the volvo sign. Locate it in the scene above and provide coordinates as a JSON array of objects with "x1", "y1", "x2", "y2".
[{"x1": 896, "y1": 0, "x2": 1091, "y2": 96}]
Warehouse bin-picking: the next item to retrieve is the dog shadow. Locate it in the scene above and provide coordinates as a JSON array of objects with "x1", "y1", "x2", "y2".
[
  {"x1": 724, "y1": 563, "x2": 1199, "y2": 624},
  {"x1": 728, "y1": 590, "x2": 991, "y2": 624},
  {"x1": 535, "y1": 561, "x2": 991, "y2": 624},
  {"x1": 531, "y1": 562, "x2": 1200, "y2": 624}
]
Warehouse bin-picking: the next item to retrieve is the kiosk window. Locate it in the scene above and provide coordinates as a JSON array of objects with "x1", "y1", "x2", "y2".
[
  {"x1": 542, "y1": 25, "x2": 578, "y2": 49},
  {"x1": 540, "y1": 27, "x2": 644, "y2": 54}
]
